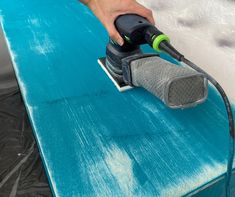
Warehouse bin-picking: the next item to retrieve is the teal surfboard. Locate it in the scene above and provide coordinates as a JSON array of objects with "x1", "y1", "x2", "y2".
[{"x1": 0, "y1": 1, "x2": 234, "y2": 196}]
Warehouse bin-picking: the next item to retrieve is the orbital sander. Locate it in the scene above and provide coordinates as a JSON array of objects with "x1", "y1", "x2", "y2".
[
  {"x1": 98, "y1": 14, "x2": 208, "y2": 108},
  {"x1": 98, "y1": 14, "x2": 235, "y2": 196}
]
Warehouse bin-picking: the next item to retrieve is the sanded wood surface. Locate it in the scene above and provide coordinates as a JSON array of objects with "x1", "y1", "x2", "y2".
[{"x1": 0, "y1": 1, "x2": 235, "y2": 196}]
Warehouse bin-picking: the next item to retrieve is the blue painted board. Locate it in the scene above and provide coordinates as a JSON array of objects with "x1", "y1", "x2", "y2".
[{"x1": 0, "y1": 1, "x2": 235, "y2": 196}]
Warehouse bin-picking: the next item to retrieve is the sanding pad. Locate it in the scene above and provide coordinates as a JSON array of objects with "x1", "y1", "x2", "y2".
[{"x1": 98, "y1": 57, "x2": 133, "y2": 92}]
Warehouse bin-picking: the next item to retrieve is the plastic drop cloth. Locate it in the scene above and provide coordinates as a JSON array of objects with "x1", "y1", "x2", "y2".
[{"x1": 0, "y1": 28, "x2": 52, "y2": 197}]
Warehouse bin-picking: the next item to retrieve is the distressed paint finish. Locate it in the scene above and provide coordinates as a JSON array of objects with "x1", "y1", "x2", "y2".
[{"x1": 0, "y1": 1, "x2": 235, "y2": 196}]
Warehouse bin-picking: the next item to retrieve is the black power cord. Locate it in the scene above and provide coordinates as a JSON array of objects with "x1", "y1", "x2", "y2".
[
  {"x1": 158, "y1": 39, "x2": 235, "y2": 196},
  {"x1": 181, "y1": 57, "x2": 235, "y2": 197}
]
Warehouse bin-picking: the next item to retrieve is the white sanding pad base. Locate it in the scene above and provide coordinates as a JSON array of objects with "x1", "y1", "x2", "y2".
[{"x1": 98, "y1": 57, "x2": 133, "y2": 92}]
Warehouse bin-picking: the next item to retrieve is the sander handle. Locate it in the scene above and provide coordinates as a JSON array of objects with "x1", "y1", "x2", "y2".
[
  {"x1": 115, "y1": 14, "x2": 162, "y2": 46},
  {"x1": 114, "y1": 14, "x2": 184, "y2": 60}
]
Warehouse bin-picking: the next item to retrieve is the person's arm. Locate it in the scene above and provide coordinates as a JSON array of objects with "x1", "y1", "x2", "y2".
[{"x1": 80, "y1": 0, "x2": 155, "y2": 46}]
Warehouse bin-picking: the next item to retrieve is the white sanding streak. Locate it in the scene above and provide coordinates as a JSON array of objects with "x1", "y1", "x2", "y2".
[
  {"x1": 160, "y1": 161, "x2": 227, "y2": 196},
  {"x1": 30, "y1": 32, "x2": 55, "y2": 55},
  {"x1": 0, "y1": 15, "x2": 60, "y2": 197},
  {"x1": 105, "y1": 145, "x2": 136, "y2": 196}
]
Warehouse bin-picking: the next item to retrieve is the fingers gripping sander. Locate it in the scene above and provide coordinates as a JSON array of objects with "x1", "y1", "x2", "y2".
[{"x1": 98, "y1": 14, "x2": 208, "y2": 108}]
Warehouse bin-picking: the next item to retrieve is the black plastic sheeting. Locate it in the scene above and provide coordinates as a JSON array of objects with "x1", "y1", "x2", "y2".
[{"x1": 0, "y1": 29, "x2": 52, "y2": 196}]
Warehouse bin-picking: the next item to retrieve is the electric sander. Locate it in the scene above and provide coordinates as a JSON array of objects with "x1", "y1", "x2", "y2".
[
  {"x1": 98, "y1": 14, "x2": 234, "y2": 196},
  {"x1": 98, "y1": 14, "x2": 208, "y2": 109}
]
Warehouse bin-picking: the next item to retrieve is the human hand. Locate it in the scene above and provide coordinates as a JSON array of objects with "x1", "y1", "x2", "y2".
[{"x1": 80, "y1": 0, "x2": 155, "y2": 46}]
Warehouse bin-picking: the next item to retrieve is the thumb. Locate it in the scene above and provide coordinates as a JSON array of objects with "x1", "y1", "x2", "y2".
[{"x1": 107, "y1": 25, "x2": 124, "y2": 46}]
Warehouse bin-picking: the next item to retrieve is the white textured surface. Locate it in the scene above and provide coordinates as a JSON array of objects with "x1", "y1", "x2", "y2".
[
  {"x1": 138, "y1": 0, "x2": 235, "y2": 100},
  {"x1": 160, "y1": 161, "x2": 226, "y2": 196}
]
